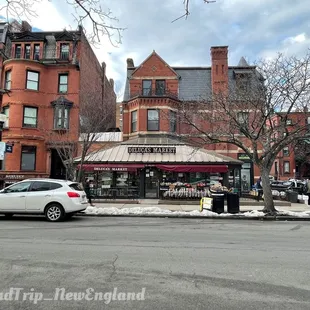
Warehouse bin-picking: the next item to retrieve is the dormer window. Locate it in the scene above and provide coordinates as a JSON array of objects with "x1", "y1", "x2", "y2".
[
  {"x1": 15, "y1": 44, "x2": 21, "y2": 58},
  {"x1": 60, "y1": 43, "x2": 69, "y2": 60},
  {"x1": 24, "y1": 44, "x2": 31, "y2": 59},
  {"x1": 33, "y1": 44, "x2": 40, "y2": 60}
]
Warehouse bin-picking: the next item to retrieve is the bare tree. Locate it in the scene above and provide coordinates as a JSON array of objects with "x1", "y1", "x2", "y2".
[
  {"x1": 172, "y1": 0, "x2": 216, "y2": 22},
  {"x1": 178, "y1": 52, "x2": 310, "y2": 214},
  {"x1": 1, "y1": 0, "x2": 124, "y2": 45},
  {"x1": 44, "y1": 90, "x2": 116, "y2": 182}
]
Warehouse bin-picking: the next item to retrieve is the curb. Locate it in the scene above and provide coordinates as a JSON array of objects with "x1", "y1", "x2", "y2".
[{"x1": 76, "y1": 213, "x2": 310, "y2": 221}]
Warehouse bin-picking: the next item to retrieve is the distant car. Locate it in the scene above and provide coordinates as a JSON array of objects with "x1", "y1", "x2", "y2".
[{"x1": 0, "y1": 179, "x2": 88, "y2": 221}]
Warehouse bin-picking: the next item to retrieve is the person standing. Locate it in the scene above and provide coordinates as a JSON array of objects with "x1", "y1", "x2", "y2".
[
  {"x1": 307, "y1": 179, "x2": 310, "y2": 206},
  {"x1": 84, "y1": 179, "x2": 94, "y2": 206}
]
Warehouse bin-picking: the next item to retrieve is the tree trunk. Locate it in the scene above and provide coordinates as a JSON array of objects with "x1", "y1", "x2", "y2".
[{"x1": 260, "y1": 167, "x2": 277, "y2": 214}]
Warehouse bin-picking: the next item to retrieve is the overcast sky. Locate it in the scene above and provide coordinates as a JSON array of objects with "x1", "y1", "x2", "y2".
[{"x1": 1, "y1": 0, "x2": 309, "y2": 99}]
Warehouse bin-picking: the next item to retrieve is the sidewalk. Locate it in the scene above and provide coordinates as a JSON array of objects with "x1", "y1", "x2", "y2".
[{"x1": 89, "y1": 201, "x2": 309, "y2": 213}]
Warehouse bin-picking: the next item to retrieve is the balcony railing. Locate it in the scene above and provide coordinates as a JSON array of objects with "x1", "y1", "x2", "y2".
[{"x1": 129, "y1": 89, "x2": 179, "y2": 100}]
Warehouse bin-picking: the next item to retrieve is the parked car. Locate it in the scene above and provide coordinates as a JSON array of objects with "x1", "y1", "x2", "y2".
[{"x1": 0, "y1": 179, "x2": 88, "y2": 221}]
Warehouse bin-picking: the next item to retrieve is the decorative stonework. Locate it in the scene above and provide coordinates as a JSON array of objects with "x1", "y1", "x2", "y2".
[{"x1": 151, "y1": 65, "x2": 157, "y2": 72}]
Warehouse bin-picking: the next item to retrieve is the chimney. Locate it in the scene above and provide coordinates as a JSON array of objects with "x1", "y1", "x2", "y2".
[
  {"x1": 127, "y1": 58, "x2": 134, "y2": 68},
  {"x1": 21, "y1": 21, "x2": 32, "y2": 32},
  {"x1": 210, "y1": 46, "x2": 228, "y2": 94},
  {"x1": 102, "y1": 62, "x2": 106, "y2": 76},
  {"x1": 109, "y1": 78, "x2": 114, "y2": 89}
]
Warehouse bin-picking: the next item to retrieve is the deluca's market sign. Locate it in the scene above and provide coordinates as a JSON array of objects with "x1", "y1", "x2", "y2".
[{"x1": 128, "y1": 147, "x2": 176, "y2": 154}]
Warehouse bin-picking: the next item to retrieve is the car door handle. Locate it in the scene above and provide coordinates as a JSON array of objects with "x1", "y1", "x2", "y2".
[
  {"x1": 19, "y1": 195, "x2": 26, "y2": 198},
  {"x1": 45, "y1": 195, "x2": 52, "y2": 197}
]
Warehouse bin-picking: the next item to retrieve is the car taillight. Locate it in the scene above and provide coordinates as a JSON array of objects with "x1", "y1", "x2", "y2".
[{"x1": 67, "y1": 192, "x2": 80, "y2": 198}]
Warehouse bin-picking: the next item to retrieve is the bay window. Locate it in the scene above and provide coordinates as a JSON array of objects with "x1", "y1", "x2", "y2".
[{"x1": 147, "y1": 109, "x2": 159, "y2": 131}]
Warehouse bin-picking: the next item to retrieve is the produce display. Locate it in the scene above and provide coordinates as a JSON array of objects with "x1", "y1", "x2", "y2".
[{"x1": 160, "y1": 181, "x2": 229, "y2": 199}]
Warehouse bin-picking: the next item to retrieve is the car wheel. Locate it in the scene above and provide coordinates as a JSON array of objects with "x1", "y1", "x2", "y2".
[
  {"x1": 45, "y1": 204, "x2": 65, "y2": 222},
  {"x1": 4, "y1": 214, "x2": 14, "y2": 219}
]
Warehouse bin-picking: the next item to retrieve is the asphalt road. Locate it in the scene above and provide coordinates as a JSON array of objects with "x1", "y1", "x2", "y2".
[{"x1": 0, "y1": 215, "x2": 310, "y2": 310}]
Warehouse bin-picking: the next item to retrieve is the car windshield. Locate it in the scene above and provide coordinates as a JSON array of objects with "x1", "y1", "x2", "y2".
[{"x1": 69, "y1": 183, "x2": 84, "y2": 191}]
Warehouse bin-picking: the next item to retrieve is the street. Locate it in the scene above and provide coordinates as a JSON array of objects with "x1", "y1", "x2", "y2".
[{"x1": 0, "y1": 216, "x2": 310, "y2": 310}]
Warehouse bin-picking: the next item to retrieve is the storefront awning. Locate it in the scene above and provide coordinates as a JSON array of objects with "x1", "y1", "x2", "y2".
[
  {"x1": 156, "y1": 164, "x2": 228, "y2": 173},
  {"x1": 78, "y1": 164, "x2": 145, "y2": 172}
]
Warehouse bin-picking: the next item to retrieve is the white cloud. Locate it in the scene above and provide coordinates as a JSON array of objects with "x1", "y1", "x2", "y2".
[{"x1": 3, "y1": 0, "x2": 310, "y2": 96}]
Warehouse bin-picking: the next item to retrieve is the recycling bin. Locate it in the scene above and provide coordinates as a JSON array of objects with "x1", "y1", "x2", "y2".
[
  {"x1": 211, "y1": 193, "x2": 225, "y2": 214},
  {"x1": 227, "y1": 193, "x2": 240, "y2": 214}
]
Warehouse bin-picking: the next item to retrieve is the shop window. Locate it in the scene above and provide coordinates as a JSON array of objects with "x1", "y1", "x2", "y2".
[
  {"x1": 60, "y1": 43, "x2": 70, "y2": 60},
  {"x1": 23, "y1": 106, "x2": 38, "y2": 128},
  {"x1": 147, "y1": 109, "x2": 159, "y2": 131},
  {"x1": 33, "y1": 44, "x2": 40, "y2": 60},
  {"x1": 283, "y1": 147, "x2": 289, "y2": 157},
  {"x1": 4, "y1": 70, "x2": 11, "y2": 90},
  {"x1": 284, "y1": 161, "x2": 290, "y2": 174},
  {"x1": 2, "y1": 106, "x2": 9, "y2": 128},
  {"x1": 131, "y1": 110, "x2": 137, "y2": 132},
  {"x1": 58, "y1": 74, "x2": 68, "y2": 93},
  {"x1": 170, "y1": 110, "x2": 177, "y2": 133},
  {"x1": 15, "y1": 44, "x2": 21, "y2": 58},
  {"x1": 155, "y1": 80, "x2": 166, "y2": 96},
  {"x1": 142, "y1": 80, "x2": 152, "y2": 96},
  {"x1": 26, "y1": 70, "x2": 39, "y2": 90},
  {"x1": 21, "y1": 146, "x2": 36, "y2": 171},
  {"x1": 54, "y1": 105, "x2": 70, "y2": 129},
  {"x1": 24, "y1": 44, "x2": 31, "y2": 59}
]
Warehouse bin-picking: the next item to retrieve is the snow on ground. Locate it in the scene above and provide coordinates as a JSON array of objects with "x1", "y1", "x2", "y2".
[{"x1": 83, "y1": 207, "x2": 310, "y2": 218}]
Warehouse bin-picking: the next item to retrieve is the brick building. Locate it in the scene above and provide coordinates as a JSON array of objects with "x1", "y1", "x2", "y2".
[
  {"x1": 0, "y1": 22, "x2": 116, "y2": 188},
  {"x1": 76, "y1": 49, "x2": 243, "y2": 199},
  {"x1": 271, "y1": 112, "x2": 310, "y2": 180}
]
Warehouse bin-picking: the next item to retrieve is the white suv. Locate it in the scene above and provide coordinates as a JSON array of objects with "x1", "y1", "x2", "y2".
[{"x1": 0, "y1": 179, "x2": 88, "y2": 221}]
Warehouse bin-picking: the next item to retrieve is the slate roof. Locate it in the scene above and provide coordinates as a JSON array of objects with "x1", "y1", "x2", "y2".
[{"x1": 123, "y1": 56, "x2": 257, "y2": 102}]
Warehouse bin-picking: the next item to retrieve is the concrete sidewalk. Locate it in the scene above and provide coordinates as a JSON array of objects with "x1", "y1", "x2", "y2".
[{"x1": 90, "y1": 201, "x2": 310, "y2": 213}]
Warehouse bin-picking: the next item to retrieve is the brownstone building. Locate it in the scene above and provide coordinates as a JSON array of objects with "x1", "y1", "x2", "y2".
[{"x1": 0, "y1": 22, "x2": 116, "y2": 188}]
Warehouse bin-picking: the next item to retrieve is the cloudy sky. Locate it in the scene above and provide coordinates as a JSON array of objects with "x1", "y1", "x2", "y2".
[{"x1": 1, "y1": 0, "x2": 309, "y2": 99}]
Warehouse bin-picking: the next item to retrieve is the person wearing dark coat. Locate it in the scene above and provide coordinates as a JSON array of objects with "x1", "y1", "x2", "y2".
[{"x1": 84, "y1": 179, "x2": 94, "y2": 206}]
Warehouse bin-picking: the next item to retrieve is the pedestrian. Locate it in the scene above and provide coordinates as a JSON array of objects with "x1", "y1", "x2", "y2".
[
  {"x1": 306, "y1": 179, "x2": 310, "y2": 206},
  {"x1": 84, "y1": 178, "x2": 94, "y2": 206}
]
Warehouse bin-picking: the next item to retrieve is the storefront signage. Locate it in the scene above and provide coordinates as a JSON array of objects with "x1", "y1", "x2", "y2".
[
  {"x1": 5, "y1": 175, "x2": 25, "y2": 179},
  {"x1": 238, "y1": 153, "x2": 251, "y2": 161},
  {"x1": 128, "y1": 147, "x2": 176, "y2": 154},
  {"x1": 94, "y1": 167, "x2": 128, "y2": 171}
]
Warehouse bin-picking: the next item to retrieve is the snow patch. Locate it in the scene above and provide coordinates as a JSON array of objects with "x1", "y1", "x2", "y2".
[{"x1": 84, "y1": 207, "x2": 268, "y2": 218}]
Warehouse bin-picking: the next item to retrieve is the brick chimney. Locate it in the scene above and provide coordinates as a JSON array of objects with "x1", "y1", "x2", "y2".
[
  {"x1": 127, "y1": 58, "x2": 134, "y2": 68},
  {"x1": 210, "y1": 46, "x2": 228, "y2": 94}
]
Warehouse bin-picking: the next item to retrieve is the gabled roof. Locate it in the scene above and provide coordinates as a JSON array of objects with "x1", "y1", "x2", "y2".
[
  {"x1": 130, "y1": 50, "x2": 180, "y2": 78},
  {"x1": 238, "y1": 56, "x2": 249, "y2": 67}
]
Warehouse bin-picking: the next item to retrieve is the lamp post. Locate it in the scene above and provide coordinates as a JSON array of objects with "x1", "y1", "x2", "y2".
[{"x1": 0, "y1": 112, "x2": 7, "y2": 170}]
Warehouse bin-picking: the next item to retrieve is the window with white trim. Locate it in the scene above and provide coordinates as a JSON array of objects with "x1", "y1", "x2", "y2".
[{"x1": 284, "y1": 161, "x2": 290, "y2": 173}]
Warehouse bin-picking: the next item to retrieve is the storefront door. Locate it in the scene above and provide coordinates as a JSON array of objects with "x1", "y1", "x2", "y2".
[{"x1": 145, "y1": 168, "x2": 159, "y2": 198}]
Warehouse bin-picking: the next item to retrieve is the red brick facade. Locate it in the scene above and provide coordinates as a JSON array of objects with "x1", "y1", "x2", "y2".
[{"x1": 0, "y1": 23, "x2": 116, "y2": 187}]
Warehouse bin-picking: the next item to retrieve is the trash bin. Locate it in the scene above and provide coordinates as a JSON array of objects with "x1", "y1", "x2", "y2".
[
  {"x1": 211, "y1": 193, "x2": 225, "y2": 214},
  {"x1": 287, "y1": 190, "x2": 298, "y2": 203},
  {"x1": 227, "y1": 193, "x2": 240, "y2": 214}
]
